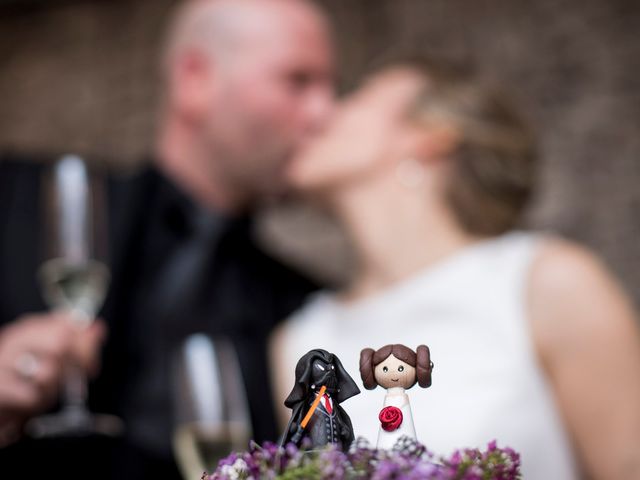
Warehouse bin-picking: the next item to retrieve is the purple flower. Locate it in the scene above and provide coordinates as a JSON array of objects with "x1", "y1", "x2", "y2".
[
  {"x1": 371, "y1": 459, "x2": 401, "y2": 480},
  {"x1": 318, "y1": 447, "x2": 348, "y2": 479},
  {"x1": 207, "y1": 439, "x2": 522, "y2": 479}
]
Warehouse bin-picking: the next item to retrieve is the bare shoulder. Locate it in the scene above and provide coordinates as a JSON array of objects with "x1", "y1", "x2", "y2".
[
  {"x1": 527, "y1": 237, "x2": 640, "y2": 479},
  {"x1": 530, "y1": 237, "x2": 618, "y2": 295},
  {"x1": 527, "y1": 235, "x2": 639, "y2": 361}
]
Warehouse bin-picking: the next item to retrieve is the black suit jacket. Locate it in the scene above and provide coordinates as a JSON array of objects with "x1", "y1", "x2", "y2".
[{"x1": 0, "y1": 155, "x2": 319, "y2": 479}]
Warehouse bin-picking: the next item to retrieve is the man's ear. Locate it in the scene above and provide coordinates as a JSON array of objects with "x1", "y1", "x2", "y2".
[{"x1": 170, "y1": 48, "x2": 217, "y2": 121}]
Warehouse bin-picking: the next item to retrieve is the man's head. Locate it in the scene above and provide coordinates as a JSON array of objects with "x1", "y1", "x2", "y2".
[{"x1": 160, "y1": 0, "x2": 334, "y2": 211}]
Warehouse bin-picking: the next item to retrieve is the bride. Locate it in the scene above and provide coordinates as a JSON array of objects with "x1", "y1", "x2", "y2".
[{"x1": 271, "y1": 59, "x2": 640, "y2": 480}]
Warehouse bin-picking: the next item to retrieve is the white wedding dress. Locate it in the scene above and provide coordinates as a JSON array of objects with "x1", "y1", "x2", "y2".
[
  {"x1": 376, "y1": 387, "x2": 416, "y2": 449},
  {"x1": 279, "y1": 232, "x2": 580, "y2": 480}
]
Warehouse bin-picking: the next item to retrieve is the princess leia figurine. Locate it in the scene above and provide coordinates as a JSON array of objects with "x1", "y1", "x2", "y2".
[{"x1": 359, "y1": 344, "x2": 433, "y2": 449}]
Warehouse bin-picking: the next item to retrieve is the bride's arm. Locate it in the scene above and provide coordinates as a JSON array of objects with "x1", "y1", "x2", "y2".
[
  {"x1": 529, "y1": 239, "x2": 640, "y2": 480},
  {"x1": 268, "y1": 325, "x2": 296, "y2": 431}
]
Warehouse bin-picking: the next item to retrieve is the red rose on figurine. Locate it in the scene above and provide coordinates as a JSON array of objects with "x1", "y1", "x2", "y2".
[{"x1": 379, "y1": 406, "x2": 403, "y2": 431}]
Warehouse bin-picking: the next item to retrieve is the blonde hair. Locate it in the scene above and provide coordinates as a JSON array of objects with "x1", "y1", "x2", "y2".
[{"x1": 403, "y1": 59, "x2": 537, "y2": 236}]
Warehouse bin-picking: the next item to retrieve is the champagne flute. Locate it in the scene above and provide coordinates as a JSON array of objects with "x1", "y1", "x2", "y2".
[
  {"x1": 172, "y1": 334, "x2": 252, "y2": 479},
  {"x1": 26, "y1": 154, "x2": 123, "y2": 438}
]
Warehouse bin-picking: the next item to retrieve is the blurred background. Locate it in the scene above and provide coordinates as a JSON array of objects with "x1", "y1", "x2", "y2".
[{"x1": 1, "y1": 0, "x2": 639, "y2": 308}]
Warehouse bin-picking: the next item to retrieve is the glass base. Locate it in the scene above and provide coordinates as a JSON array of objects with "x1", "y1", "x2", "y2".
[{"x1": 25, "y1": 406, "x2": 124, "y2": 438}]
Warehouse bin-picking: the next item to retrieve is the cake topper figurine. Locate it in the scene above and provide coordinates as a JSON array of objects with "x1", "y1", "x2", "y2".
[
  {"x1": 360, "y1": 344, "x2": 433, "y2": 449},
  {"x1": 281, "y1": 349, "x2": 360, "y2": 451}
]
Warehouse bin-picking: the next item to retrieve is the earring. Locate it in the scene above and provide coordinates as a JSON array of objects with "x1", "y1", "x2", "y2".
[
  {"x1": 395, "y1": 158, "x2": 425, "y2": 189},
  {"x1": 311, "y1": 384, "x2": 316, "y2": 390}
]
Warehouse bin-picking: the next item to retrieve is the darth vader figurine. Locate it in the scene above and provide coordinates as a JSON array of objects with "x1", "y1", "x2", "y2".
[{"x1": 282, "y1": 349, "x2": 360, "y2": 451}]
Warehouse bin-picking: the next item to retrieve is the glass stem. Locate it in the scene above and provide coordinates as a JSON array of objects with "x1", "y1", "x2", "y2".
[{"x1": 63, "y1": 362, "x2": 89, "y2": 415}]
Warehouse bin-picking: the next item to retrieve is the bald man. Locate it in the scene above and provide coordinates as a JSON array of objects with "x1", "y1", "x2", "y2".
[
  {"x1": 158, "y1": 0, "x2": 334, "y2": 210},
  {"x1": 0, "y1": 0, "x2": 334, "y2": 477}
]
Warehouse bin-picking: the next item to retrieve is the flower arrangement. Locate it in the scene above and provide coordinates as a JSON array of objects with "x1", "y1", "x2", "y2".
[{"x1": 206, "y1": 436, "x2": 521, "y2": 479}]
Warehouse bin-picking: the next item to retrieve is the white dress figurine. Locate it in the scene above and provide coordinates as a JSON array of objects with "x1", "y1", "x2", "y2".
[{"x1": 359, "y1": 344, "x2": 433, "y2": 449}]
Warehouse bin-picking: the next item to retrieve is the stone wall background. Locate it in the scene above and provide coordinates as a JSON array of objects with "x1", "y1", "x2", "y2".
[{"x1": 1, "y1": 0, "x2": 639, "y2": 306}]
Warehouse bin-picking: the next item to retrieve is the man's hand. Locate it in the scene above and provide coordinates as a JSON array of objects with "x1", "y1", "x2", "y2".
[{"x1": 0, "y1": 312, "x2": 106, "y2": 444}]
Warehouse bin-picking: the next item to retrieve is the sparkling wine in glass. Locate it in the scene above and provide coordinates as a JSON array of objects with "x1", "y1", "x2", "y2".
[
  {"x1": 26, "y1": 154, "x2": 123, "y2": 438},
  {"x1": 38, "y1": 258, "x2": 110, "y2": 325},
  {"x1": 172, "y1": 334, "x2": 252, "y2": 479}
]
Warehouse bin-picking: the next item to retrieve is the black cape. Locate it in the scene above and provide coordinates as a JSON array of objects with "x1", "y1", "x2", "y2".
[{"x1": 281, "y1": 349, "x2": 360, "y2": 450}]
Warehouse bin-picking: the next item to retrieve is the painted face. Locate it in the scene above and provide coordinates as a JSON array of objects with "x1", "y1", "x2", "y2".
[{"x1": 374, "y1": 354, "x2": 416, "y2": 389}]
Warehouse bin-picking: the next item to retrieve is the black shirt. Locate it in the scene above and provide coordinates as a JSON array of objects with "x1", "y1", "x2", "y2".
[{"x1": 0, "y1": 156, "x2": 319, "y2": 479}]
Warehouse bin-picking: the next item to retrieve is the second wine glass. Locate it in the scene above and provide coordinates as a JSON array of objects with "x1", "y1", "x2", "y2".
[{"x1": 172, "y1": 334, "x2": 252, "y2": 479}]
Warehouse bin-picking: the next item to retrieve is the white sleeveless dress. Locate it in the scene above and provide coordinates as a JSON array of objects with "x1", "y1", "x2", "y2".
[{"x1": 279, "y1": 232, "x2": 580, "y2": 480}]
